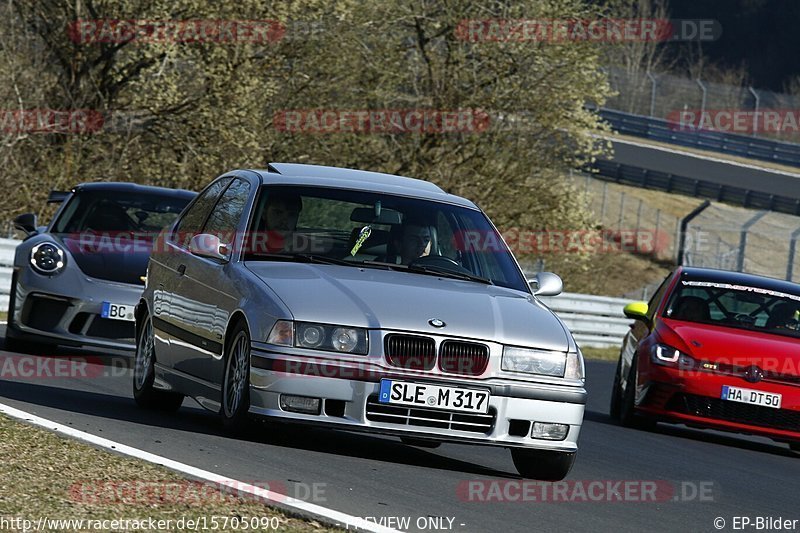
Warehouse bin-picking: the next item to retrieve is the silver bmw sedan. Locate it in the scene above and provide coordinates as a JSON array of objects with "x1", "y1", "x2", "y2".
[{"x1": 134, "y1": 163, "x2": 586, "y2": 480}]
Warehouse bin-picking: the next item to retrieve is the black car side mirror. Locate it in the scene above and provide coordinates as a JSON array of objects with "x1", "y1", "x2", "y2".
[{"x1": 14, "y1": 213, "x2": 38, "y2": 236}]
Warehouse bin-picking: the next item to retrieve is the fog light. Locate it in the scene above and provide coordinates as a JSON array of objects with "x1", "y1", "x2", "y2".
[
  {"x1": 531, "y1": 422, "x2": 569, "y2": 441},
  {"x1": 280, "y1": 395, "x2": 321, "y2": 415}
]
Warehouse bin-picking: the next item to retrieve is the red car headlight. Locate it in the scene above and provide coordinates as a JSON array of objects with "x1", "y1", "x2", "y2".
[{"x1": 651, "y1": 343, "x2": 696, "y2": 369}]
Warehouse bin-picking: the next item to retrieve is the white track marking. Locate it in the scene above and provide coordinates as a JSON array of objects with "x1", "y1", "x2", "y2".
[{"x1": 0, "y1": 401, "x2": 399, "y2": 533}]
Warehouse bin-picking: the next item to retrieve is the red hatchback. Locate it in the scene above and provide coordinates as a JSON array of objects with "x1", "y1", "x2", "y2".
[{"x1": 611, "y1": 266, "x2": 800, "y2": 453}]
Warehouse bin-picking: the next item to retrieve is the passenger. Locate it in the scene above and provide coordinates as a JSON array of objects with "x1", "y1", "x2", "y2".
[{"x1": 766, "y1": 302, "x2": 800, "y2": 330}]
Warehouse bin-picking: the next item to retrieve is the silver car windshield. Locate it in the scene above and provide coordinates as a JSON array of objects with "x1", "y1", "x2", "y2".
[{"x1": 244, "y1": 185, "x2": 528, "y2": 291}]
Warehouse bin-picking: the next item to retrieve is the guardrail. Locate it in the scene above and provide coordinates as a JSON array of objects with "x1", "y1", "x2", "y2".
[
  {"x1": 539, "y1": 292, "x2": 631, "y2": 349},
  {"x1": 592, "y1": 159, "x2": 800, "y2": 216},
  {"x1": 0, "y1": 238, "x2": 18, "y2": 310},
  {"x1": 599, "y1": 108, "x2": 800, "y2": 168}
]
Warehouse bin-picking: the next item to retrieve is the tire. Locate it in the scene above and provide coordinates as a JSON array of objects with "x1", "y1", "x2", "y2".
[
  {"x1": 133, "y1": 313, "x2": 184, "y2": 411},
  {"x1": 510, "y1": 448, "x2": 576, "y2": 481},
  {"x1": 609, "y1": 357, "x2": 623, "y2": 420},
  {"x1": 221, "y1": 321, "x2": 252, "y2": 434},
  {"x1": 400, "y1": 436, "x2": 442, "y2": 449},
  {"x1": 619, "y1": 357, "x2": 656, "y2": 430}
]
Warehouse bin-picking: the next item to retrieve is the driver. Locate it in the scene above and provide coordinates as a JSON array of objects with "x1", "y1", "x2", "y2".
[
  {"x1": 767, "y1": 302, "x2": 800, "y2": 330},
  {"x1": 395, "y1": 222, "x2": 432, "y2": 265},
  {"x1": 256, "y1": 191, "x2": 302, "y2": 253}
]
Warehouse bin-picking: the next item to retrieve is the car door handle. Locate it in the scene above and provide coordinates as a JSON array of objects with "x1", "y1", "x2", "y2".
[{"x1": 177, "y1": 264, "x2": 186, "y2": 276}]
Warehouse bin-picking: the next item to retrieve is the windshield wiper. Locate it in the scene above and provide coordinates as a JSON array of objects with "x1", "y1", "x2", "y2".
[
  {"x1": 361, "y1": 260, "x2": 492, "y2": 284},
  {"x1": 407, "y1": 264, "x2": 494, "y2": 285},
  {"x1": 246, "y1": 252, "x2": 354, "y2": 267}
]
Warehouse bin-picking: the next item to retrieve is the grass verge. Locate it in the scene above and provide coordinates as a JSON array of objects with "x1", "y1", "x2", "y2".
[
  {"x1": 0, "y1": 311, "x2": 7, "y2": 321},
  {"x1": 0, "y1": 413, "x2": 339, "y2": 532},
  {"x1": 580, "y1": 346, "x2": 620, "y2": 361}
]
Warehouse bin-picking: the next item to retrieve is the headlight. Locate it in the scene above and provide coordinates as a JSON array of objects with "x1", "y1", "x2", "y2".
[
  {"x1": 651, "y1": 343, "x2": 696, "y2": 369},
  {"x1": 30, "y1": 242, "x2": 66, "y2": 275},
  {"x1": 565, "y1": 350, "x2": 584, "y2": 380},
  {"x1": 267, "y1": 320, "x2": 368, "y2": 355},
  {"x1": 502, "y1": 346, "x2": 567, "y2": 377}
]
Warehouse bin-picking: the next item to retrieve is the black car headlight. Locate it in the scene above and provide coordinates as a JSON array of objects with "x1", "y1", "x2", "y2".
[
  {"x1": 267, "y1": 320, "x2": 368, "y2": 355},
  {"x1": 651, "y1": 343, "x2": 696, "y2": 369},
  {"x1": 30, "y1": 242, "x2": 66, "y2": 275}
]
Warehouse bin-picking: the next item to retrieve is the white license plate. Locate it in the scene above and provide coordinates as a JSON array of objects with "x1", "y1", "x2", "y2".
[
  {"x1": 721, "y1": 385, "x2": 782, "y2": 409},
  {"x1": 379, "y1": 380, "x2": 490, "y2": 414},
  {"x1": 101, "y1": 301, "x2": 135, "y2": 322}
]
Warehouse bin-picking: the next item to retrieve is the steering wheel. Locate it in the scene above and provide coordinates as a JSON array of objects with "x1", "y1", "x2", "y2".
[
  {"x1": 733, "y1": 313, "x2": 756, "y2": 326},
  {"x1": 409, "y1": 255, "x2": 472, "y2": 274}
]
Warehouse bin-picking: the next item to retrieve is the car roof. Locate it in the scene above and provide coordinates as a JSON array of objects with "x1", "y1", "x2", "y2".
[
  {"x1": 679, "y1": 266, "x2": 800, "y2": 295},
  {"x1": 244, "y1": 163, "x2": 478, "y2": 209},
  {"x1": 73, "y1": 182, "x2": 197, "y2": 200}
]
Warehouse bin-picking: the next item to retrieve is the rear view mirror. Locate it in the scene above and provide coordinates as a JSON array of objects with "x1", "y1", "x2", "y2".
[
  {"x1": 189, "y1": 234, "x2": 229, "y2": 262},
  {"x1": 14, "y1": 213, "x2": 38, "y2": 236},
  {"x1": 623, "y1": 301, "x2": 649, "y2": 321},
  {"x1": 529, "y1": 272, "x2": 563, "y2": 297},
  {"x1": 350, "y1": 207, "x2": 402, "y2": 225}
]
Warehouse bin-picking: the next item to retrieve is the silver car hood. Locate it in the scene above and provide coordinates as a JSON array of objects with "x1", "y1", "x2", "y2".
[{"x1": 245, "y1": 262, "x2": 570, "y2": 351}]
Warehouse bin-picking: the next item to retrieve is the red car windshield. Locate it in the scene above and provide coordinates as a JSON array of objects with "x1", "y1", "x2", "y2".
[{"x1": 664, "y1": 279, "x2": 800, "y2": 338}]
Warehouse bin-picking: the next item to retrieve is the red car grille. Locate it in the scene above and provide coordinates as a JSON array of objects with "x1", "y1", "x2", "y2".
[
  {"x1": 667, "y1": 393, "x2": 800, "y2": 432},
  {"x1": 439, "y1": 341, "x2": 490, "y2": 376},
  {"x1": 385, "y1": 335, "x2": 436, "y2": 371}
]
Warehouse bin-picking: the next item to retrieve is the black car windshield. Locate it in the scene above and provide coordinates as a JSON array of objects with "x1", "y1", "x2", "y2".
[
  {"x1": 244, "y1": 185, "x2": 528, "y2": 292},
  {"x1": 664, "y1": 278, "x2": 800, "y2": 338},
  {"x1": 52, "y1": 190, "x2": 190, "y2": 234}
]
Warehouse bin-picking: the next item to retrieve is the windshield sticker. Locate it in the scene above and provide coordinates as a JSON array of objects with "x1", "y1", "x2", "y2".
[
  {"x1": 682, "y1": 280, "x2": 800, "y2": 303},
  {"x1": 350, "y1": 225, "x2": 372, "y2": 256}
]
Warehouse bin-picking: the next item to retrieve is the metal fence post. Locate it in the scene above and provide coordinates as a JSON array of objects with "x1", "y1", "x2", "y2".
[
  {"x1": 677, "y1": 200, "x2": 711, "y2": 265},
  {"x1": 600, "y1": 182, "x2": 608, "y2": 222},
  {"x1": 697, "y1": 79, "x2": 707, "y2": 117},
  {"x1": 786, "y1": 226, "x2": 800, "y2": 280},
  {"x1": 736, "y1": 211, "x2": 768, "y2": 272},
  {"x1": 647, "y1": 71, "x2": 657, "y2": 117},
  {"x1": 635, "y1": 199, "x2": 643, "y2": 234},
  {"x1": 748, "y1": 87, "x2": 760, "y2": 138}
]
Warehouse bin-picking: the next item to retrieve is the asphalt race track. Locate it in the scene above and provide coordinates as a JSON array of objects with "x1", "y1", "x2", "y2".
[
  {"x1": 607, "y1": 138, "x2": 800, "y2": 201},
  {"x1": 1, "y1": 325, "x2": 797, "y2": 533}
]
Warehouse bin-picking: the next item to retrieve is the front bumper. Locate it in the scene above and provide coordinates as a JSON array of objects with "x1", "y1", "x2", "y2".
[
  {"x1": 248, "y1": 346, "x2": 585, "y2": 451},
  {"x1": 8, "y1": 266, "x2": 141, "y2": 350},
  {"x1": 638, "y1": 363, "x2": 800, "y2": 442}
]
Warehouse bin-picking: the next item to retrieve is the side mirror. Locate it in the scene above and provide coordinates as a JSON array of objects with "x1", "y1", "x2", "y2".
[
  {"x1": 14, "y1": 213, "x2": 38, "y2": 236},
  {"x1": 529, "y1": 272, "x2": 563, "y2": 297},
  {"x1": 623, "y1": 301, "x2": 649, "y2": 321},
  {"x1": 189, "y1": 234, "x2": 229, "y2": 262}
]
